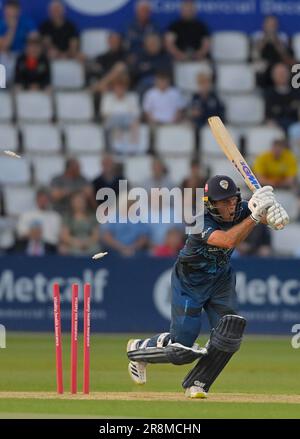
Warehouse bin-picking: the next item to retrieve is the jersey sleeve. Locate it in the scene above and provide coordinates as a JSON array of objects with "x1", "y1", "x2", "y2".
[{"x1": 191, "y1": 215, "x2": 219, "y2": 244}]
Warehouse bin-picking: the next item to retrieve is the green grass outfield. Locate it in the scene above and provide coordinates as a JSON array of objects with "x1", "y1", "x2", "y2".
[{"x1": 0, "y1": 333, "x2": 299, "y2": 418}]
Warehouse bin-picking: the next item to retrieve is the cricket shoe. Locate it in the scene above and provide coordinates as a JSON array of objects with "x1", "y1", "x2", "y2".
[
  {"x1": 185, "y1": 385, "x2": 207, "y2": 399},
  {"x1": 127, "y1": 339, "x2": 147, "y2": 385}
]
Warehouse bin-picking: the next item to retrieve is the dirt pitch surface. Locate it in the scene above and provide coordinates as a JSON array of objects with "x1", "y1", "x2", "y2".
[{"x1": 0, "y1": 392, "x2": 299, "y2": 404}]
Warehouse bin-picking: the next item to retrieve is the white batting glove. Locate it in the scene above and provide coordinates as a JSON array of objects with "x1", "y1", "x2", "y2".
[
  {"x1": 266, "y1": 202, "x2": 289, "y2": 230},
  {"x1": 248, "y1": 194, "x2": 274, "y2": 224},
  {"x1": 253, "y1": 186, "x2": 274, "y2": 200}
]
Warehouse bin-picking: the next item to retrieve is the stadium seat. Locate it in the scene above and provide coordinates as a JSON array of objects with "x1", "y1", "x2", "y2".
[
  {"x1": 163, "y1": 156, "x2": 190, "y2": 185},
  {"x1": 31, "y1": 155, "x2": 65, "y2": 184},
  {"x1": 0, "y1": 124, "x2": 18, "y2": 152},
  {"x1": 77, "y1": 154, "x2": 101, "y2": 180},
  {"x1": 174, "y1": 61, "x2": 212, "y2": 92},
  {"x1": 16, "y1": 91, "x2": 53, "y2": 122},
  {"x1": 244, "y1": 126, "x2": 285, "y2": 157},
  {"x1": 216, "y1": 64, "x2": 255, "y2": 93},
  {"x1": 0, "y1": 156, "x2": 31, "y2": 184},
  {"x1": 80, "y1": 29, "x2": 110, "y2": 58},
  {"x1": 3, "y1": 185, "x2": 36, "y2": 216},
  {"x1": 212, "y1": 31, "x2": 249, "y2": 62},
  {"x1": 272, "y1": 223, "x2": 300, "y2": 256},
  {"x1": 225, "y1": 95, "x2": 265, "y2": 125},
  {"x1": 0, "y1": 91, "x2": 13, "y2": 121},
  {"x1": 21, "y1": 124, "x2": 61, "y2": 154},
  {"x1": 123, "y1": 155, "x2": 153, "y2": 185},
  {"x1": 292, "y1": 33, "x2": 300, "y2": 61},
  {"x1": 200, "y1": 125, "x2": 240, "y2": 157},
  {"x1": 205, "y1": 157, "x2": 242, "y2": 181},
  {"x1": 51, "y1": 60, "x2": 85, "y2": 89},
  {"x1": 55, "y1": 92, "x2": 94, "y2": 122},
  {"x1": 154, "y1": 124, "x2": 195, "y2": 156},
  {"x1": 63, "y1": 124, "x2": 105, "y2": 154}
]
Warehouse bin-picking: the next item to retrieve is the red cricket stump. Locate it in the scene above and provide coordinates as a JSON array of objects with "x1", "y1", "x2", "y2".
[
  {"x1": 83, "y1": 283, "x2": 91, "y2": 394},
  {"x1": 71, "y1": 284, "x2": 79, "y2": 394},
  {"x1": 53, "y1": 283, "x2": 63, "y2": 394}
]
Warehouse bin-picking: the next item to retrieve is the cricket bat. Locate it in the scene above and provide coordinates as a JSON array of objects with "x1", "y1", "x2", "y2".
[{"x1": 208, "y1": 116, "x2": 261, "y2": 193}]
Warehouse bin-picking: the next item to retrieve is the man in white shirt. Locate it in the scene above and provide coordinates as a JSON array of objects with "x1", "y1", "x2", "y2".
[
  {"x1": 17, "y1": 188, "x2": 61, "y2": 246},
  {"x1": 143, "y1": 71, "x2": 186, "y2": 124}
]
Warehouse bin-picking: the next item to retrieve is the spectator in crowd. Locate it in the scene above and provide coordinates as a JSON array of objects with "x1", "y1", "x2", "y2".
[
  {"x1": 60, "y1": 192, "x2": 99, "y2": 256},
  {"x1": 17, "y1": 188, "x2": 62, "y2": 246},
  {"x1": 143, "y1": 71, "x2": 186, "y2": 124},
  {"x1": 39, "y1": 0, "x2": 81, "y2": 60},
  {"x1": 93, "y1": 154, "x2": 124, "y2": 203},
  {"x1": 134, "y1": 33, "x2": 172, "y2": 96},
  {"x1": 152, "y1": 227, "x2": 184, "y2": 257},
  {"x1": 165, "y1": 0, "x2": 210, "y2": 61},
  {"x1": 126, "y1": 0, "x2": 160, "y2": 58},
  {"x1": 143, "y1": 157, "x2": 174, "y2": 192},
  {"x1": 252, "y1": 15, "x2": 293, "y2": 88},
  {"x1": 181, "y1": 159, "x2": 208, "y2": 224},
  {"x1": 12, "y1": 220, "x2": 57, "y2": 255},
  {"x1": 148, "y1": 190, "x2": 184, "y2": 248},
  {"x1": 253, "y1": 139, "x2": 298, "y2": 189},
  {"x1": 234, "y1": 224, "x2": 272, "y2": 257},
  {"x1": 101, "y1": 195, "x2": 150, "y2": 257},
  {"x1": 14, "y1": 35, "x2": 50, "y2": 90},
  {"x1": 0, "y1": 0, "x2": 37, "y2": 53},
  {"x1": 101, "y1": 75, "x2": 144, "y2": 154},
  {"x1": 189, "y1": 72, "x2": 225, "y2": 128},
  {"x1": 91, "y1": 32, "x2": 128, "y2": 93},
  {"x1": 265, "y1": 63, "x2": 300, "y2": 131},
  {"x1": 0, "y1": 187, "x2": 15, "y2": 253},
  {"x1": 51, "y1": 158, "x2": 94, "y2": 214},
  {"x1": 181, "y1": 158, "x2": 207, "y2": 192}
]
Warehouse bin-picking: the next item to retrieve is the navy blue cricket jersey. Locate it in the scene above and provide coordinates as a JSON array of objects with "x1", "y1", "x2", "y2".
[{"x1": 178, "y1": 201, "x2": 251, "y2": 274}]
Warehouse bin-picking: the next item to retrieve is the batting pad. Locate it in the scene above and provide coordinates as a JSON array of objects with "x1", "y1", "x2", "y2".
[{"x1": 182, "y1": 314, "x2": 246, "y2": 392}]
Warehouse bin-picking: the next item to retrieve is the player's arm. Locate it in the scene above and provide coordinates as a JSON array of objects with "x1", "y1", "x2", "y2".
[
  {"x1": 207, "y1": 216, "x2": 256, "y2": 249},
  {"x1": 207, "y1": 188, "x2": 274, "y2": 249}
]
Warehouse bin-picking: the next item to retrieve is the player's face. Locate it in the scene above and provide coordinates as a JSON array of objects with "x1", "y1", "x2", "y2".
[{"x1": 214, "y1": 196, "x2": 238, "y2": 222}]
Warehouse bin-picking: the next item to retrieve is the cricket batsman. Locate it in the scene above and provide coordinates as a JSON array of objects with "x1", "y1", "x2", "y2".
[{"x1": 127, "y1": 175, "x2": 289, "y2": 398}]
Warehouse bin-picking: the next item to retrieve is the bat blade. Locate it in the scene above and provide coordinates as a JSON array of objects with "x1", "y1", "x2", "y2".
[{"x1": 208, "y1": 116, "x2": 261, "y2": 193}]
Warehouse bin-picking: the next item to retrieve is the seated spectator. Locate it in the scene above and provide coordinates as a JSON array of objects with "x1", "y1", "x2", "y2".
[
  {"x1": 253, "y1": 139, "x2": 298, "y2": 189},
  {"x1": 0, "y1": 0, "x2": 37, "y2": 53},
  {"x1": 134, "y1": 33, "x2": 172, "y2": 96},
  {"x1": 51, "y1": 158, "x2": 94, "y2": 214},
  {"x1": 143, "y1": 71, "x2": 186, "y2": 124},
  {"x1": 165, "y1": 0, "x2": 210, "y2": 61},
  {"x1": 101, "y1": 195, "x2": 150, "y2": 257},
  {"x1": 60, "y1": 192, "x2": 99, "y2": 256},
  {"x1": 148, "y1": 190, "x2": 184, "y2": 247},
  {"x1": 126, "y1": 0, "x2": 160, "y2": 59},
  {"x1": 93, "y1": 154, "x2": 124, "y2": 203},
  {"x1": 152, "y1": 227, "x2": 184, "y2": 257},
  {"x1": 17, "y1": 188, "x2": 61, "y2": 246},
  {"x1": 14, "y1": 35, "x2": 50, "y2": 90},
  {"x1": 12, "y1": 220, "x2": 57, "y2": 255},
  {"x1": 252, "y1": 15, "x2": 293, "y2": 88},
  {"x1": 0, "y1": 187, "x2": 15, "y2": 253},
  {"x1": 143, "y1": 157, "x2": 174, "y2": 192},
  {"x1": 189, "y1": 72, "x2": 224, "y2": 128},
  {"x1": 39, "y1": 0, "x2": 81, "y2": 60},
  {"x1": 91, "y1": 32, "x2": 128, "y2": 93},
  {"x1": 234, "y1": 224, "x2": 272, "y2": 257},
  {"x1": 265, "y1": 63, "x2": 300, "y2": 131},
  {"x1": 101, "y1": 75, "x2": 144, "y2": 155}
]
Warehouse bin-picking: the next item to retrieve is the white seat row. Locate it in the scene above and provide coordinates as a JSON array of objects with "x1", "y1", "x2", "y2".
[
  {"x1": 200, "y1": 125, "x2": 285, "y2": 161},
  {"x1": 1, "y1": 91, "x2": 268, "y2": 124}
]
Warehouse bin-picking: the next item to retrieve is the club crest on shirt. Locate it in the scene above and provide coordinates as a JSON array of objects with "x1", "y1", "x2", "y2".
[
  {"x1": 201, "y1": 227, "x2": 212, "y2": 238},
  {"x1": 220, "y1": 180, "x2": 229, "y2": 190}
]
